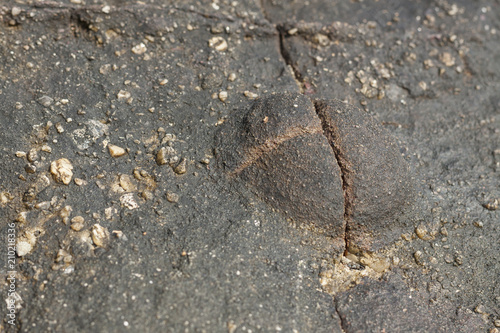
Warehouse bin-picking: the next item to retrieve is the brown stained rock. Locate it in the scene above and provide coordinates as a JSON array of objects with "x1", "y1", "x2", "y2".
[
  {"x1": 216, "y1": 93, "x2": 415, "y2": 255},
  {"x1": 314, "y1": 99, "x2": 415, "y2": 253},
  {"x1": 240, "y1": 134, "x2": 345, "y2": 247},
  {"x1": 216, "y1": 93, "x2": 345, "y2": 256}
]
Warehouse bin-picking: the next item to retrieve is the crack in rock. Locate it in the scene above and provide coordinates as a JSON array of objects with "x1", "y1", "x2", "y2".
[{"x1": 216, "y1": 93, "x2": 415, "y2": 258}]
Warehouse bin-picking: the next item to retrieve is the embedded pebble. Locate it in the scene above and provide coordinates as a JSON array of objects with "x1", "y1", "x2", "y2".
[
  {"x1": 0, "y1": 192, "x2": 12, "y2": 205},
  {"x1": 60, "y1": 205, "x2": 73, "y2": 224},
  {"x1": 218, "y1": 91, "x2": 228, "y2": 102},
  {"x1": 119, "y1": 174, "x2": 137, "y2": 192},
  {"x1": 11, "y1": 7, "x2": 22, "y2": 16},
  {"x1": 55, "y1": 123, "x2": 64, "y2": 133},
  {"x1": 440, "y1": 52, "x2": 455, "y2": 67},
  {"x1": 482, "y1": 198, "x2": 499, "y2": 211},
  {"x1": 166, "y1": 192, "x2": 179, "y2": 203},
  {"x1": 244, "y1": 91, "x2": 259, "y2": 99},
  {"x1": 50, "y1": 158, "x2": 74, "y2": 185},
  {"x1": 38, "y1": 95, "x2": 53, "y2": 107},
  {"x1": 156, "y1": 146, "x2": 176, "y2": 165},
  {"x1": 71, "y1": 216, "x2": 85, "y2": 231},
  {"x1": 208, "y1": 37, "x2": 228, "y2": 52},
  {"x1": 415, "y1": 224, "x2": 433, "y2": 240},
  {"x1": 27, "y1": 149, "x2": 38, "y2": 162},
  {"x1": 117, "y1": 90, "x2": 131, "y2": 100},
  {"x1": 132, "y1": 43, "x2": 147, "y2": 55},
  {"x1": 413, "y1": 251, "x2": 425, "y2": 265},
  {"x1": 473, "y1": 221, "x2": 483, "y2": 228},
  {"x1": 141, "y1": 191, "x2": 153, "y2": 201},
  {"x1": 16, "y1": 241, "x2": 32, "y2": 257},
  {"x1": 108, "y1": 144, "x2": 126, "y2": 157},
  {"x1": 91, "y1": 224, "x2": 110, "y2": 247},
  {"x1": 173, "y1": 158, "x2": 187, "y2": 174},
  {"x1": 41, "y1": 145, "x2": 52, "y2": 153},
  {"x1": 25, "y1": 164, "x2": 37, "y2": 174},
  {"x1": 120, "y1": 193, "x2": 139, "y2": 209},
  {"x1": 105, "y1": 207, "x2": 116, "y2": 220},
  {"x1": 35, "y1": 201, "x2": 51, "y2": 210}
]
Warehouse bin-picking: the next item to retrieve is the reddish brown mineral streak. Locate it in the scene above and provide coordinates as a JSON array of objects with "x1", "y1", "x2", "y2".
[{"x1": 228, "y1": 123, "x2": 323, "y2": 177}]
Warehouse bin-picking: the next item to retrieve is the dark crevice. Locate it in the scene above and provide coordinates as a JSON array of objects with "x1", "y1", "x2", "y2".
[
  {"x1": 258, "y1": 0, "x2": 270, "y2": 22},
  {"x1": 257, "y1": 1, "x2": 305, "y2": 92},
  {"x1": 278, "y1": 27, "x2": 305, "y2": 93},
  {"x1": 314, "y1": 101, "x2": 353, "y2": 254},
  {"x1": 260, "y1": 0, "x2": 351, "y2": 255},
  {"x1": 334, "y1": 300, "x2": 349, "y2": 333}
]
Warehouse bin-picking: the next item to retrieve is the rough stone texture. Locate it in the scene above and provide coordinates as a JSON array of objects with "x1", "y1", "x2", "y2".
[
  {"x1": 315, "y1": 99, "x2": 415, "y2": 253},
  {"x1": 216, "y1": 93, "x2": 345, "y2": 254},
  {"x1": 335, "y1": 273, "x2": 485, "y2": 333},
  {"x1": 0, "y1": 0, "x2": 499, "y2": 332},
  {"x1": 217, "y1": 93, "x2": 415, "y2": 256}
]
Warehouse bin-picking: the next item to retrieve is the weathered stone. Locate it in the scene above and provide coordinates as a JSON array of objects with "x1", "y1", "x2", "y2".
[
  {"x1": 315, "y1": 99, "x2": 415, "y2": 253},
  {"x1": 108, "y1": 144, "x2": 126, "y2": 157},
  {"x1": 216, "y1": 93, "x2": 414, "y2": 255},
  {"x1": 50, "y1": 158, "x2": 74, "y2": 185},
  {"x1": 216, "y1": 93, "x2": 346, "y2": 255}
]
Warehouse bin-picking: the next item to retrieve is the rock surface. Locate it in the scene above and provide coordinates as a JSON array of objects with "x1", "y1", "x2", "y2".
[{"x1": 0, "y1": 1, "x2": 498, "y2": 332}]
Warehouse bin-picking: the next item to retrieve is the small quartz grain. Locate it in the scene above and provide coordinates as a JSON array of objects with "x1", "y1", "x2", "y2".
[
  {"x1": 11, "y1": 7, "x2": 22, "y2": 16},
  {"x1": 208, "y1": 37, "x2": 228, "y2": 52},
  {"x1": 74, "y1": 178, "x2": 84, "y2": 186},
  {"x1": 219, "y1": 91, "x2": 228, "y2": 102},
  {"x1": 108, "y1": 144, "x2": 126, "y2": 157},
  {"x1": 117, "y1": 90, "x2": 131, "y2": 100},
  {"x1": 16, "y1": 241, "x2": 32, "y2": 257},
  {"x1": 244, "y1": 91, "x2": 258, "y2": 99},
  {"x1": 131, "y1": 43, "x2": 147, "y2": 55},
  {"x1": 473, "y1": 221, "x2": 484, "y2": 228}
]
